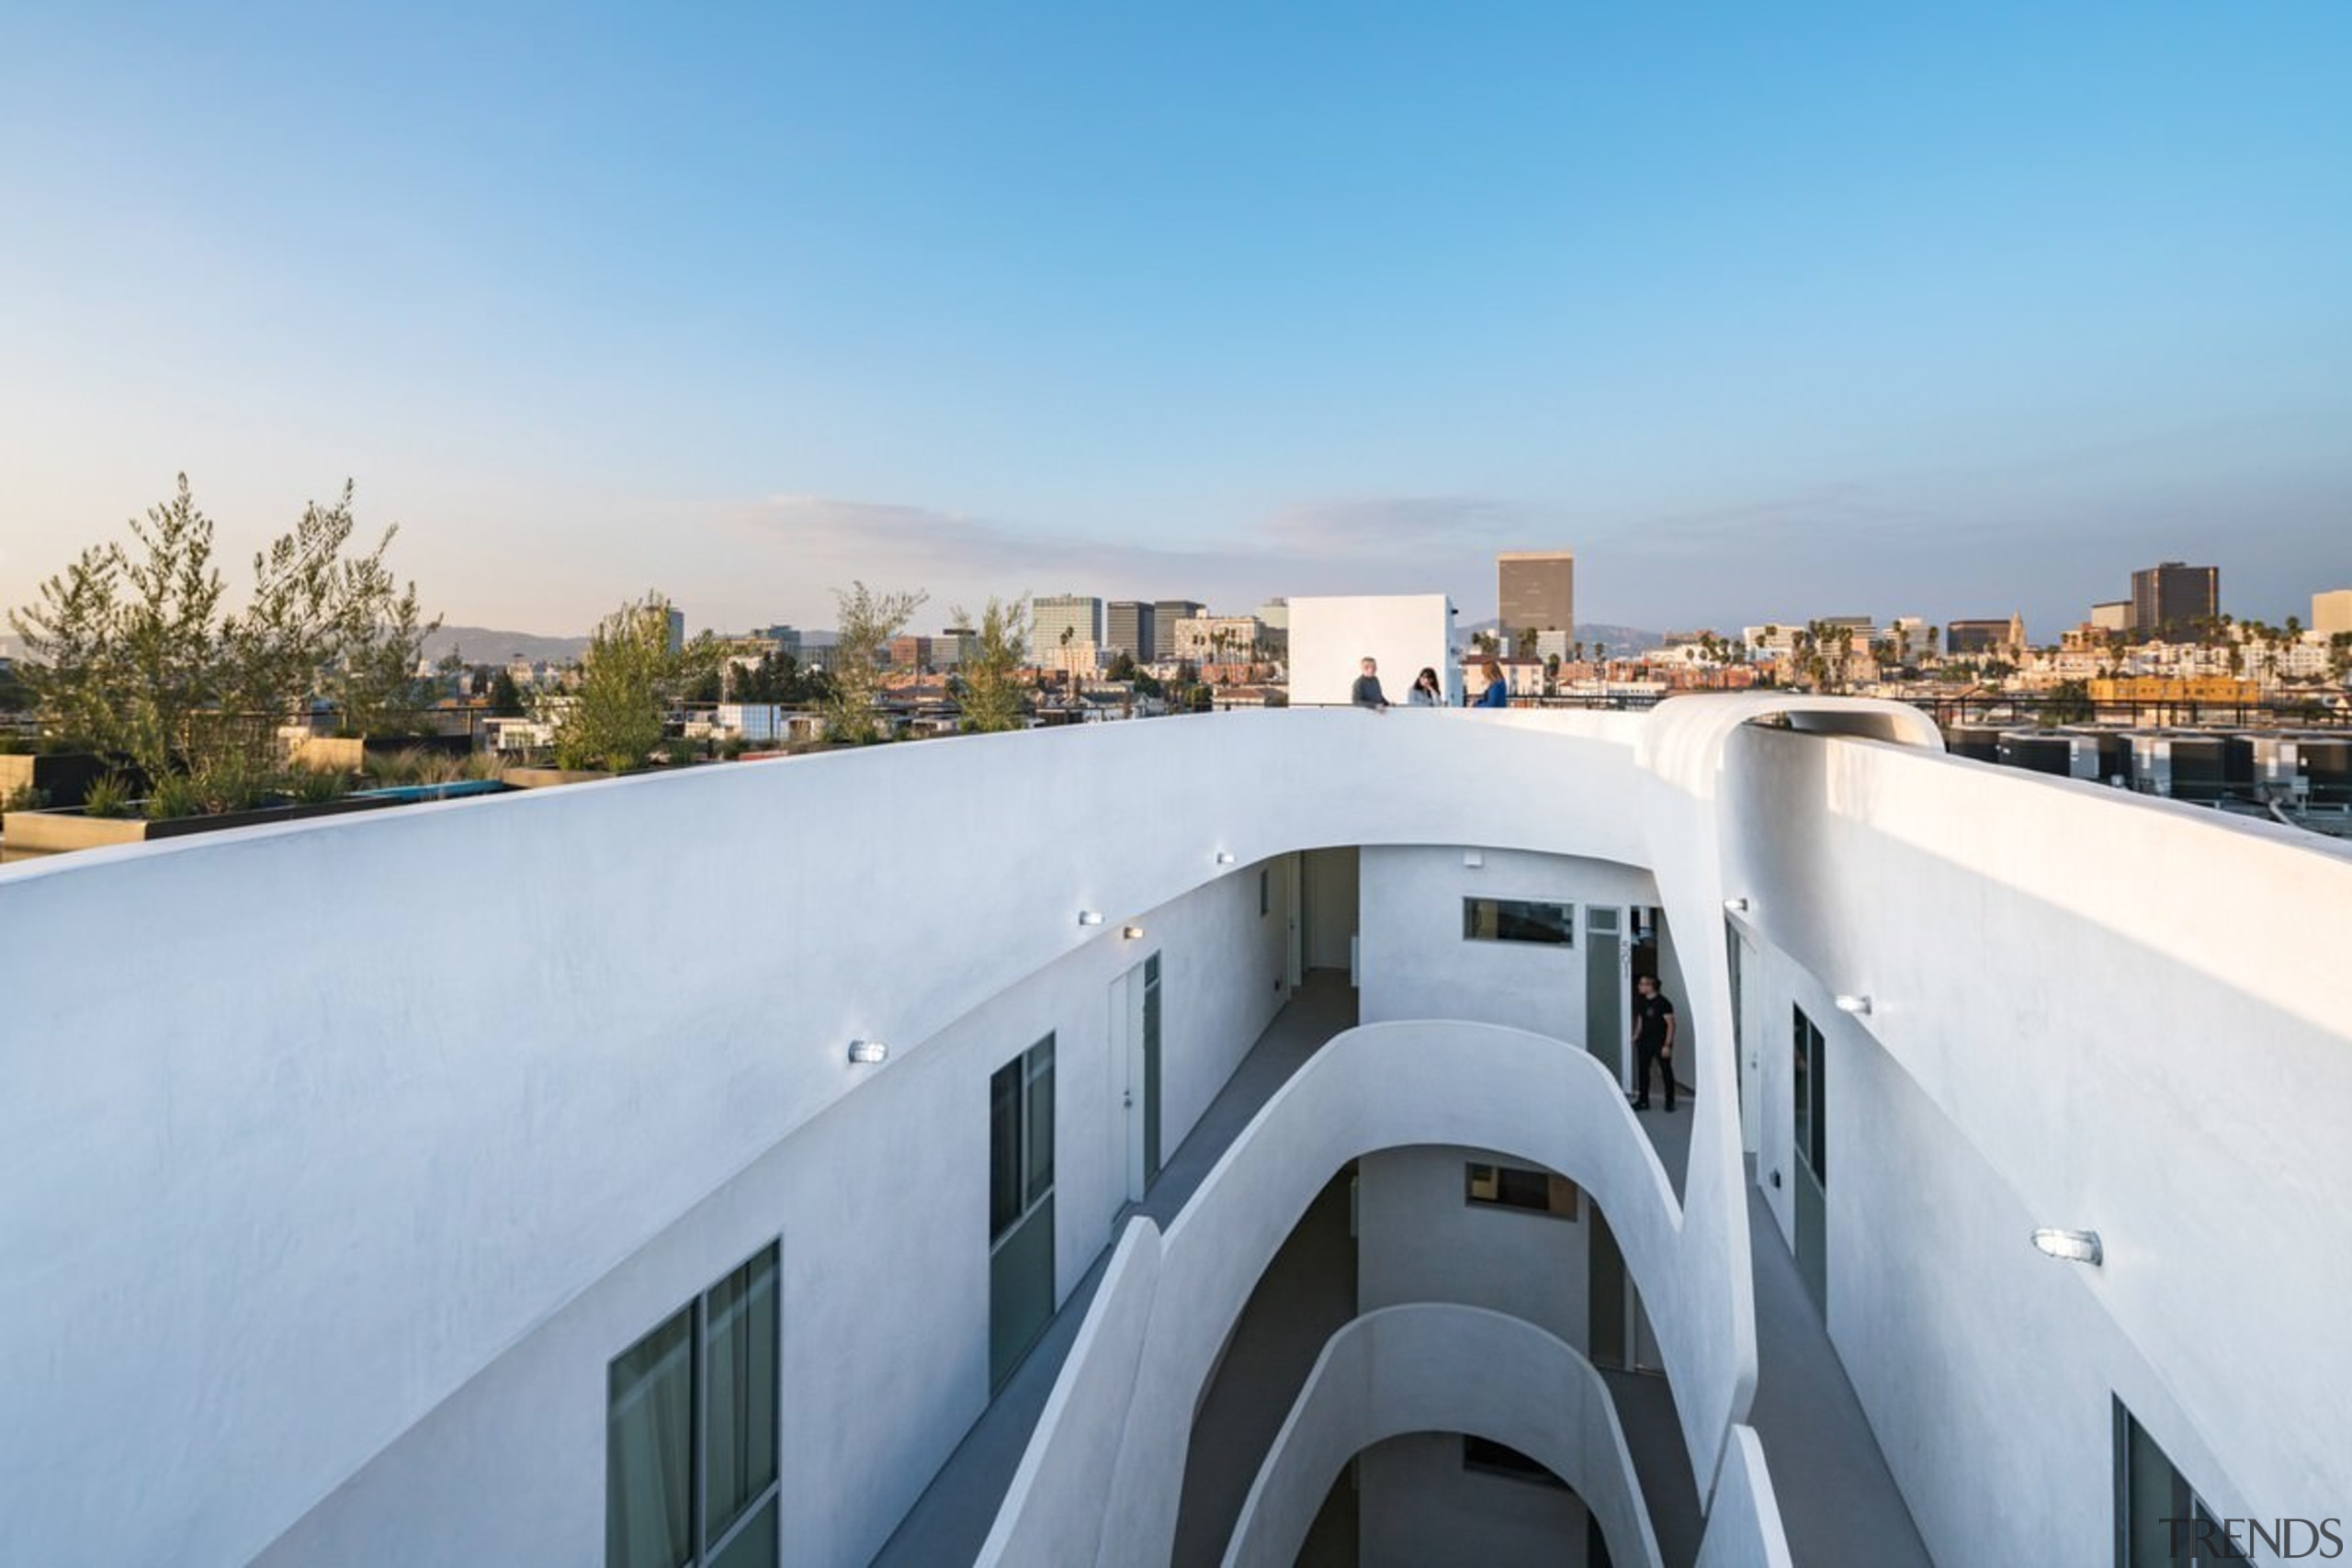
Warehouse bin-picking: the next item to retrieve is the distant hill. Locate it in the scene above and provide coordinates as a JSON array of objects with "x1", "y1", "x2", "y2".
[
  {"x1": 425, "y1": 626, "x2": 590, "y2": 666},
  {"x1": 1459, "y1": 618, "x2": 1663, "y2": 653}
]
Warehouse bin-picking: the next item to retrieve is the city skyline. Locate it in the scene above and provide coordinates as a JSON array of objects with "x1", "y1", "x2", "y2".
[{"x1": 3, "y1": 6, "x2": 2346, "y2": 641}]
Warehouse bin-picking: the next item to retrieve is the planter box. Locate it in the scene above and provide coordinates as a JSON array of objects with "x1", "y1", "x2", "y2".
[
  {"x1": 503, "y1": 767, "x2": 619, "y2": 790},
  {"x1": 288, "y1": 734, "x2": 476, "y2": 773},
  {"x1": 0, "y1": 781, "x2": 507, "y2": 863},
  {"x1": 0, "y1": 752, "x2": 114, "y2": 810}
]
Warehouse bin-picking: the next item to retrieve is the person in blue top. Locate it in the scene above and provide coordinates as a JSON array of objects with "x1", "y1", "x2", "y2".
[{"x1": 1475, "y1": 658, "x2": 1510, "y2": 707}]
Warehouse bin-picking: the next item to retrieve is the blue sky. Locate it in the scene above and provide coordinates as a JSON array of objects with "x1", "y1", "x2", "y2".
[{"x1": 3, "y1": 1, "x2": 2346, "y2": 639}]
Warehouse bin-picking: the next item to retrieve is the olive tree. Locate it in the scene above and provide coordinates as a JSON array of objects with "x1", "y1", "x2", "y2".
[
  {"x1": 824, "y1": 581, "x2": 926, "y2": 743},
  {"x1": 953, "y1": 595, "x2": 1031, "y2": 734},
  {"x1": 554, "y1": 591, "x2": 717, "y2": 772}
]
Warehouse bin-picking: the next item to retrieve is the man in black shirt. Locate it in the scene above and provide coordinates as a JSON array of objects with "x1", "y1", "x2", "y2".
[
  {"x1": 1351, "y1": 657, "x2": 1390, "y2": 711},
  {"x1": 1630, "y1": 974, "x2": 1677, "y2": 1113}
]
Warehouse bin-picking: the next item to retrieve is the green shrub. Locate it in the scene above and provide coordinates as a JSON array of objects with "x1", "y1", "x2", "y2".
[
  {"x1": 145, "y1": 773, "x2": 201, "y2": 820},
  {"x1": 80, "y1": 774, "x2": 135, "y2": 818},
  {"x1": 2, "y1": 784, "x2": 51, "y2": 812},
  {"x1": 459, "y1": 750, "x2": 507, "y2": 784},
  {"x1": 287, "y1": 768, "x2": 350, "y2": 805}
]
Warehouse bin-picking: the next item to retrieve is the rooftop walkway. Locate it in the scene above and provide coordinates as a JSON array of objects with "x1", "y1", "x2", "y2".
[
  {"x1": 1622, "y1": 1096, "x2": 1931, "y2": 1568},
  {"x1": 871, "y1": 973, "x2": 1359, "y2": 1568}
]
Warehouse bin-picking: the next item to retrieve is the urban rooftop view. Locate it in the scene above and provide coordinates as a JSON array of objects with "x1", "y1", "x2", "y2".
[{"x1": 3, "y1": 6, "x2": 2348, "y2": 1568}]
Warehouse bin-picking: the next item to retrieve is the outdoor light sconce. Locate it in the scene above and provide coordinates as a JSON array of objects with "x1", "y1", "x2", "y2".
[
  {"x1": 1724, "y1": 897, "x2": 1750, "y2": 914},
  {"x1": 2031, "y1": 1228, "x2": 2103, "y2": 1267},
  {"x1": 1121, "y1": 925, "x2": 1146, "y2": 940},
  {"x1": 1834, "y1": 993, "x2": 1872, "y2": 1016},
  {"x1": 1215, "y1": 852, "x2": 1237, "y2": 865},
  {"x1": 1463, "y1": 852, "x2": 1483, "y2": 868},
  {"x1": 1078, "y1": 910, "x2": 1104, "y2": 927},
  {"x1": 846, "y1": 1040, "x2": 889, "y2": 1066}
]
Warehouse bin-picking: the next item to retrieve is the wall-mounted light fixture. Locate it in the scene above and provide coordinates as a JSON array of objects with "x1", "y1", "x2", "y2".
[
  {"x1": 1078, "y1": 910, "x2": 1104, "y2": 927},
  {"x1": 1724, "y1": 897, "x2": 1750, "y2": 914},
  {"x1": 1121, "y1": 924, "x2": 1145, "y2": 940},
  {"x1": 2031, "y1": 1228, "x2": 2103, "y2": 1266},
  {"x1": 1463, "y1": 851, "x2": 1484, "y2": 868},
  {"x1": 1214, "y1": 852, "x2": 1237, "y2": 865},
  {"x1": 847, "y1": 1040, "x2": 889, "y2": 1066},
  {"x1": 1834, "y1": 993, "x2": 1872, "y2": 1016}
]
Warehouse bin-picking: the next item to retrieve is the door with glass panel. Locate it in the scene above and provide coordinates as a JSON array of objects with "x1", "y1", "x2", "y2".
[
  {"x1": 1586, "y1": 907, "x2": 1625, "y2": 1087},
  {"x1": 1112, "y1": 955, "x2": 1162, "y2": 1204},
  {"x1": 989, "y1": 1036, "x2": 1057, "y2": 1391},
  {"x1": 1792, "y1": 1008, "x2": 1827, "y2": 1318}
]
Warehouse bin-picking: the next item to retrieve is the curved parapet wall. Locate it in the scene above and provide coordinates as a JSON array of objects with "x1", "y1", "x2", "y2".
[
  {"x1": 0, "y1": 697, "x2": 1931, "y2": 1562},
  {"x1": 1692, "y1": 1427, "x2": 1795, "y2": 1568},
  {"x1": 1221, "y1": 1303, "x2": 1665, "y2": 1568},
  {"x1": 0, "y1": 710, "x2": 1643, "y2": 1563},
  {"x1": 981, "y1": 1019, "x2": 1722, "y2": 1565}
]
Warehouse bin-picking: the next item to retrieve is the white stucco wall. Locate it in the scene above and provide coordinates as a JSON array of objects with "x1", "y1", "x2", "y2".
[
  {"x1": 1724, "y1": 723, "x2": 2352, "y2": 1545},
  {"x1": 1286, "y1": 593, "x2": 1458, "y2": 707},
  {"x1": 1356, "y1": 1144, "x2": 1589, "y2": 1354},
  {"x1": 2, "y1": 709, "x2": 1659, "y2": 1565},
  {"x1": 253, "y1": 859, "x2": 1290, "y2": 1566},
  {"x1": 1356, "y1": 843, "x2": 1661, "y2": 1045}
]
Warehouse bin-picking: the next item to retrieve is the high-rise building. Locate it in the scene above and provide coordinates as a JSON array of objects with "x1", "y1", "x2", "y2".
[
  {"x1": 664, "y1": 607, "x2": 686, "y2": 654},
  {"x1": 1497, "y1": 551, "x2": 1576, "y2": 640},
  {"x1": 2089, "y1": 602, "x2": 2131, "y2": 634},
  {"x1": 1152, "y1": 600, "x2": 1205, "y2": 661},
  {"x1": 1105, "y1": 602, "x2": 1157, "y2": 662},
  {"x1": 2130, "y1": 561, "x2": 2218, "y2": 637},
  {"x1": 11, "y1": 694, "x2": 2346, "y2": 1568},
  {"x1": 1031, "y1": 596, "x2": 1104, "y2": 665},
  {"x1": 2312, "y1": 590, "x2": 2352, "y2": 637}
]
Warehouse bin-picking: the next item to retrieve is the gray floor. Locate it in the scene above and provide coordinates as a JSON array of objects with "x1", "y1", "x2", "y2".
[
  {"x1": 1170, "y1": 1168, "x2": 1358, "y2": 1566},
  {"x1": 870, "y1": 973, "x2": 1357, "y2": 1568},
  {"x1": 1738, "y1": 1179, "x2": 1931, "y2": 1568}
]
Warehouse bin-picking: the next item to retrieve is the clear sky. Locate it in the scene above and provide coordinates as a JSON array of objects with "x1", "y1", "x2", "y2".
[{"x1": 4, "y1": 1, "x2": 2347, "y2": 641}]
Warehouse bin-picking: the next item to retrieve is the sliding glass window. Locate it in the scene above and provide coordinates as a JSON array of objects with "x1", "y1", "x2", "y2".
[{"x1": 608, "y1": 1242, "x2": 780, "y2": 1568}]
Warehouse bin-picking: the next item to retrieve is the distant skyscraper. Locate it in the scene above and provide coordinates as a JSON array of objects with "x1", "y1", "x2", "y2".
[
  {"x1": 2089, "y1": 602, "x2": 2132, "y2": 634},
  {"x1": 1497, "y1": 552, "x2": 1575, "y2": 639},
  {"x1": 1105, "y1": 602, "x2": 1157, "y2": 662},
  {"x1": 2312, "y1": 590, "x2": 2352, "y2": 637},
  {"x1": 1032, "y1": 595, "x2": 1104, "y2": 664},
  {"x1": 1152, "y1": 601, "x2": 1205, "y2": 661},
  {"x1": 2130, "y1": 561, "x2": 2218, "y2": 637},
  {"x1": 664, "y1": 608, "x2": 686, "y2": 654}
]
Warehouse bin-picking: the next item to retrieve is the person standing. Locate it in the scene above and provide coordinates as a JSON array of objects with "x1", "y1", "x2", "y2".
[
  {"x1": 1630, "y1": 974, "x2": 1677, "y2": 1112},
  {"x1": 1351, "y1": 657, "x2": 1391, "y2": 711},
  {"x1": 1408, "y1": 667, "x2": 1442, "y2": 705},
  {"x1": 1476, "y1": 657, "x2": 1510, "y2": 707}
]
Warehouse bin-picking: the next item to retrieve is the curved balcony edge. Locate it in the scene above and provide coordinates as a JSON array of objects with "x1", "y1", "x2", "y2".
[{"x1": 1220, "y1": 1302, "x2": 1666, "y2": 1568}]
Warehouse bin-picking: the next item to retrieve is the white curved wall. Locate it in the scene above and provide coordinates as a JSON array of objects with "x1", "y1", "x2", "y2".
[
  {"x1": 1221, "y1": 1303, "x2": 1662, "y2": 1568},
  {"x1": 0, "y1": 710, "x2": 1662, "y2": 1564},
  {"x1": 982, "y1": 1018, "x2": 1761, "y2": 1565},
  {"x1": 1726, "y1": 724, "x2": 2352, "y2": 1556}
]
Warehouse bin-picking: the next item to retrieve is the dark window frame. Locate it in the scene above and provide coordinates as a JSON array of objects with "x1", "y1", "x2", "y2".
[
  {"x1": 1464, "y1": 1160, "x2": 1580, "y2": 1220},
  {"x1": 1462, "y1": 897, "x2": 1575, "y2": 946}
]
